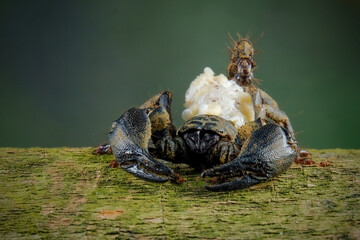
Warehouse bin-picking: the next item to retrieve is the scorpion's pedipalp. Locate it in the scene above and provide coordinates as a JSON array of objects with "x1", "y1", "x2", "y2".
[
  {"x1": 120, "y1": 156, "x2": 172, "y2": 183},
  {"x1": 204, "y1": 175, "x2": 266, "y2": 192},
  {"x1": 202, "y1": 124, "x2": 297, "y2": 191},
  {"x1": 201, "y1": 155, "x2": 246, "y2": 179},
  {"x1": 118, "y1": 149, "x2": 174, "y2": 183},
  {"x1": 109, "y1": 107, "x2": 174, "y2": 182},
  {"x1": 124, "y1": 165, "x2": 169, "y2": 182}
]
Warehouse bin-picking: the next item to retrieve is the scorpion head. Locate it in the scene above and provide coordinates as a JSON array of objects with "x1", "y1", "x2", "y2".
[{"x1": 227, "y1": 36, "x2": 256, "y2": 87}]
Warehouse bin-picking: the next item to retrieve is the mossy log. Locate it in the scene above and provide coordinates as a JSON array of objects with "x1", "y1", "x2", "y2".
[{"x1": 0, "y1": 148, "x2": 359, "y2": 239}]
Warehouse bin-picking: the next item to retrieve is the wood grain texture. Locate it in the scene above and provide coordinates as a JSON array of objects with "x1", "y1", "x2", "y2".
[{"x1": 0, "y1": 148, "x2": 359, "y2": 239}]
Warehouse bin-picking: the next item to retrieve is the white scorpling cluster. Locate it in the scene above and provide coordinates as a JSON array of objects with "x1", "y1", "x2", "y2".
[{"x1": 182, "y1": 67, "x2": 255, "y2": 128}]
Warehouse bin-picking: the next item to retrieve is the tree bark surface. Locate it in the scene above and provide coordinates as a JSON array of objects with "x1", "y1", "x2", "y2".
[{"x1": 0, "y1": 148, "x2": 359, "y2": 239}]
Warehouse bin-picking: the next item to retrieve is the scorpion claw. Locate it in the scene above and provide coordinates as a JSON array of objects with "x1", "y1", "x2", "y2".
[
  {"x1": 109, "y1": 107, "x2": 175, "y2": 183},
  {"x1": 201, "y1": 163, "x2": 241, "y2": 179},
  {"x1": 202, "y1": 124, "x2": 297, "y2": 192},
  {"x1": 118, "y1": 150, "x2": 174, "y2": 183},
  {"x1": 204, "y1": 175, "x2": 265, "y2": 192},
  {"x1": 121, "y1": 161, "x2": 171, "y2": 183},
  {"x1": 202, "y1": 160, "x2": 257, "y2": 191}
]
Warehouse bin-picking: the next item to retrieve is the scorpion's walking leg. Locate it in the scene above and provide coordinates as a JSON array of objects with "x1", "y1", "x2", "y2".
[
  {"x1": 202, "y1": 124, "x2": 297, "y2": 191},
  {"x1": 93, "y1": 143, "x2": 112, "y2": 155},
  {"x1": 253, "y1": 90, "x2": 295, "y2": 137}
]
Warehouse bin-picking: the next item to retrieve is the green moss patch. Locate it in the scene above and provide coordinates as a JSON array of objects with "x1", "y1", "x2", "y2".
[{"x1": 0, "y1": 148, "x2": 359, "y2": 239}]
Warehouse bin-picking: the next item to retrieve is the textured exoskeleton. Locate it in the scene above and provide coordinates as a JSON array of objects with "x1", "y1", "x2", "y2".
[
  {"x1": 109, "y1": 90, "x2": 301, "y2": 191},
  {"x1": 103, "y1": 36, "x2": 310, "y2": 191}
]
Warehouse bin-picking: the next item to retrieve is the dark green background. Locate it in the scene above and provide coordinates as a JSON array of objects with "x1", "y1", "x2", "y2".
[{"x1": 1, "y1": 0, "x2": 359, "y2": 149}]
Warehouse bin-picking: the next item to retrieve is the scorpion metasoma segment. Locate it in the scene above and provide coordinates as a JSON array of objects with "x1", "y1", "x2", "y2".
[{"x1": 103, "y1": 36, "x2": 311, "y2": 191}]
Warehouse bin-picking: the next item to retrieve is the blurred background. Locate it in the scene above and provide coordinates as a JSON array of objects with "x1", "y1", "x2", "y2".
[{"x1": 0, "y1": 0, "x2": 359, "y2": 149}]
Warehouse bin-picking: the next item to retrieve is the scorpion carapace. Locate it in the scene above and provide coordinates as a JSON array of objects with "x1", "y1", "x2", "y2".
[{"x1": 99, "y1": 36, "x2": 312, "y2": 191}]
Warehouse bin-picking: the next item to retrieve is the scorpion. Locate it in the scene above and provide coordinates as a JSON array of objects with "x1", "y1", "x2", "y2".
[{"x1": 97, "y1": 36, "x2": 311, "y2": 191}]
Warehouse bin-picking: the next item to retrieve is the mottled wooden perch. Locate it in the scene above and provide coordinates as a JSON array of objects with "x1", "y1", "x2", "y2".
[{"x1": 0, "y1": 148, "x2": 359, "y2": 239}]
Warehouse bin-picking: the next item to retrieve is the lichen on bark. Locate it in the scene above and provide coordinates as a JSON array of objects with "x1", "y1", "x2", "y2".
[{"x1": 0, "y1": 148, "x2": 359, "y2": 239}]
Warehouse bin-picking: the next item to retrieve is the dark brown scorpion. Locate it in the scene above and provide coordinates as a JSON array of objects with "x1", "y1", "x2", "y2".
[{"x1": 97, "y1": 36, "x2": 311, "y2": 191}]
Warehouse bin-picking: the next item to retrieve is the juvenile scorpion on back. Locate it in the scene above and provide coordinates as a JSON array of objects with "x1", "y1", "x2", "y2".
[{"x1": 97, "y1": 35, "x2": 311, "y2": 191}]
